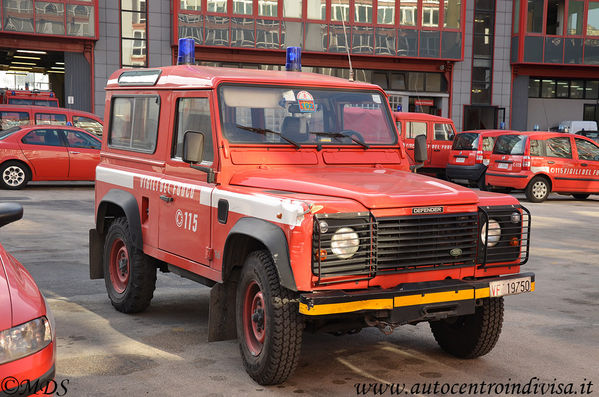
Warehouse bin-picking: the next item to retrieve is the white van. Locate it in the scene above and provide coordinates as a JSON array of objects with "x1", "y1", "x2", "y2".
[{"x1": 558, "y1": 120, "x2": 598, "y2": 133}]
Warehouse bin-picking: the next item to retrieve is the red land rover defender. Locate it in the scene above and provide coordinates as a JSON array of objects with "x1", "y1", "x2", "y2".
[
  {"x1": 393, "y1": 112, "x2": 456, "y2": 178},
  {"x1": 89, "y1": 48, "x2": 533, "y2": 385},
  {"x1": 486, "y1": 131, "x2": 599, "y2": 202}
]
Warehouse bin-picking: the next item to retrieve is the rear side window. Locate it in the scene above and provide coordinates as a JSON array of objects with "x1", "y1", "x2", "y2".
[
  {"x1": 109, "y1": 96, "x2": 160, "y2": 153},
  {"x1": 22, "y1": 129, "x2": 64, "y2": 146},
  {"x1": 493, "y1": 135, "x2": 527, "y2": 155},
  {"x1": 35, "y1": 113, "x2": 67, "y2": 126},
  {"x1": 545, "y1": 137, "x2": 572, "y2": 159},
  {"x1": 406, "y1": 122, "x2": 427, "y2": 138},
  {"x1": 73, "y1": 116, "x2": 103, "y2": 136},
  {"x1": 452, "y1": 133, "x2": 479, "y2": 150},
  {"x1": 482, "y1": 136, "x2": 496, "y2": 151},
  {"x1": 530, "y1": 139, "x2": 544, "y2": 156},
  {"x1": 1, "y1": 111, "x2": 29, "y2": 130},
  {"x1": 434, "y1": 123, "x2": 455, "y2": 141}
]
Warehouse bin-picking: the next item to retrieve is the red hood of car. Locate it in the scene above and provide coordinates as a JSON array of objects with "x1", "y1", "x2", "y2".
[
  {"x1": 0, "y1": 248, "x2": 46, "y2": 330},
  {"x1": 229, "y1": 166, "x2": 479, "y2": 209}
]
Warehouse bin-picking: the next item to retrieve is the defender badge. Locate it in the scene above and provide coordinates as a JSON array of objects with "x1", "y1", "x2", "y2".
[
  {"x1": 412, "y1": 206, "x2": 443, "y2": 214},
  {"x1": 450, "y1": 248, "x2": 462, "y2": 257}
]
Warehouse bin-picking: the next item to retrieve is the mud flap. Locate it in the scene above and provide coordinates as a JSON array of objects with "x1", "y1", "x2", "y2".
[{"x1": 208, "y1": 280, "x2": 238, "y2": 342}]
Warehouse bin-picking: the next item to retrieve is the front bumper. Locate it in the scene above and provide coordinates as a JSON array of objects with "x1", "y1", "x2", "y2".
[
  {"x1": 446, "y1": 163, "x2": 486, "y2": 182},
  {"x1": 299, "y1": 273, "x2": 535, "y2": 323}
]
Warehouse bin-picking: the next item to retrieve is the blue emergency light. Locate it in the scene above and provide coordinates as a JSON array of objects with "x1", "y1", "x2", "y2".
[
  {"x1": 286, "y1": 47, "x2": 301, "y2": 72},
  {"x1": 396, "y1": 105, "x2": 402, "y2": 112},
  {"x1": 178, "y1": 38, "x2": 195, "y2": 65}
]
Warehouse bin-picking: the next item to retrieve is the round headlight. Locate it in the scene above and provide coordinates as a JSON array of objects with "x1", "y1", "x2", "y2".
[
  {"x1": 481, "y1": 219, "x2": 501, "y2": 247},
  {"x1": 318, "y1": 220, "x2": 329, "y2": 233},
  {"x1": 330, "y1": 227, "x2": 360, "y2": 259},
  {"x1": 510, "y1": 211, "x2": 521, "y2": 223}
]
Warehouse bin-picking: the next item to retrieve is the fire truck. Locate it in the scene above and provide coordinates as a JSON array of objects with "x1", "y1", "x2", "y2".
[
  {"x1": 89, "y1": 42, "x2": 533, "y2": 385},
  {"x1": 0, "y1": 89, "x2": 59, "y2": 107}
]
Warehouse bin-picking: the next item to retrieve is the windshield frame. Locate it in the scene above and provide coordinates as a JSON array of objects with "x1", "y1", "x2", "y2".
[{"x1": 216, "y1": 82, "x2": 398, "y2": 148}]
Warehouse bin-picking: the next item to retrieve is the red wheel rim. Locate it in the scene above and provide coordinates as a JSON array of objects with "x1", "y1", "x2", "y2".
[
  {"x1": 109, "y1": 239, "x2": 130, "y2": 294},
  {"x1": 243, "y1": 280, "x2": 266, "y2": 356}
]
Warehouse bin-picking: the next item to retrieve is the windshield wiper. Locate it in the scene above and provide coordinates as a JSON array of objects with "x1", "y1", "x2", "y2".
[
  {"x1": 235, "y1": 124, "x2": 301, "y2": 150},
  {"x1": 310, "y1": 131, "x2": 369, "y2": 149}
]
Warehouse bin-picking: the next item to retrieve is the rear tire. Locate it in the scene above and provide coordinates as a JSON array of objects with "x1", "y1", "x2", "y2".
[
  {"x1": 430, "y1": 297, "x2": 504, "y2": 358},
  {"x1": 525, "y1": 176, "x2": 550, "y2": 203},
  {"x1": 0, "y1": 161, "x2": 30, "y2": 190},
  {"x1": 103, "y1": 217, "x2": 156, "y2": 313},
  {"x1": 236, "y1": 250, "x2": 304, "y2": 385},
  {"x1": 572, "y1": 194, "x2": 590, "y2": 200}
]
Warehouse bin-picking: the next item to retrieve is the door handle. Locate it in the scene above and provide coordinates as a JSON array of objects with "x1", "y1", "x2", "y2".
[
  {"x1": 159, "y1": 195, "x2": 173, "y2": 203},
  {"x1": 547, "y1": 161, "x2": 555, "y2": 164},
  {"x1": 433, "y1": 149, "x2": 441, "y2": 152},
  {"x1": 71, "y1": 151, "x2": 80, "y2": 154},
  {"x1": 581, "y1": 163, "x2": 588, "y2": 167}
]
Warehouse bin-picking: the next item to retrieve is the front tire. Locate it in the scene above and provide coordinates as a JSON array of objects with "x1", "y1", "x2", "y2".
[
  {"x1": 0, "y1": 161, "x2": 29, "y2": 190},
  {"x1": 236, "y1": 250, "x2": 304, "y2": 385},
  {"x1": 525, "y1": 176, "x2": 550, "y2": 203},
  {"x1": 430, "y1": 297, "x2": 504, "y2": 358},
  {"x1": 103, "y1": 217, "x2": 156, "y2": 313}
]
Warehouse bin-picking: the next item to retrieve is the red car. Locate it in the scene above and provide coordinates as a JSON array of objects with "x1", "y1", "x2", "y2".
[
  {"x1": 486, "y1": 131, "x2": 599, "y2": 202},
  {"x1": 446, "y1": 130, "x2": 516, "y2": 189},
  {"x1": 0, "y1": 125, "x2": 101, "y2": 189},
  {"x1": 0, "y1": 203, "x2": 55, "y2": 395}
]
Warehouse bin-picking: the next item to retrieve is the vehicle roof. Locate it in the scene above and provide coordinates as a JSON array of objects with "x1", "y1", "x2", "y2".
[
  {"x1": 456, "y1": 129, "x2": 517, "y2": 136},
  {"x1": 0, "y1": 104, "x2": 102, "y2": 120},
  {"x1": 393, "y1": 112, "x2": 453, "y2": 123},
  {"x1": 14, "y1": 124, "x2": 96, "y2": 134},
  {"x1": 497, "y1": 131, "x2": 598, "y2": 139},
  {"x1": 106, "y1": 65, "x2": 384, "y2": 91}
]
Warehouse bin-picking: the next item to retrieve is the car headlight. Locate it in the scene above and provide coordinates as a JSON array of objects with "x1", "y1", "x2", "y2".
[
  {"x1": 330, "y1": 227, "x2": 360, "y2": 259},
  {"x1": 481, "y1": 219, "x2": 501, "y2": 247},
  {"x1": 0, "y1": 317, "x2": 52, "y2": 365}
]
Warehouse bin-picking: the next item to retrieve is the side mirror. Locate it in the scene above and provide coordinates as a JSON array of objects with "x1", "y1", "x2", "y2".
[
  {"x1": 414, "y1": 134, "x2": 428, "y2": 163},
  {"x1": 183, "y1": 131, "x2": 204, "y2": 164},
  {"x1": 0, "y1": 203, "x2": 23, "y2": 229}
]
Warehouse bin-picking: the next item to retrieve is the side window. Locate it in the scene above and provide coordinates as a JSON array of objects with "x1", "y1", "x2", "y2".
[
  {"x1": 433, "y1": 123, "x2": 455, "y2": 141},
  {"x1": 545, "y1": 137, "x2": 572, "y2": 159},
  {"x1": 482, "y1": 136, "x2": 495, "y2": 152},
  {"x1": 35, "y1": 113, "x2": 67, "y2": 126},
  {"x1": 64, "y1": 130, "x2": 101, "y2": 149},
  {"x1": 73, "y1": 116, "x2": 103, "y2": 136},
  {"x1": 575, "y1": 138, "x2": 599, "y2": 161},
  {"x1": 108, "y1": 96, "x2": 160, "y2": 152},
  {"x1": 173, "y1": 97, "x2": 213, "y2": 162},
  {"x1": 395, "y1": 121, "x2": 402, "y2": 136},
  {"x1": 406, "y1": 121, "x2": 427, "y2": 138},
  {"x1": 530, "y1": 139, "x2": 544, "y2": 157},
  {"x1": 21, "y1": 129, "x2": 64, "y2": 147},
  {"x1": 0, "y1": 111, "x2": 29, "y2": 130}
]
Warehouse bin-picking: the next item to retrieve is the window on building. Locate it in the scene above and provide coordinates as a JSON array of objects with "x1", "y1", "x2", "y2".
[
  {"x1": 586, "y1": 81, "x2": 599, "y2": 98},
  {"x1": 444, "y1": 0, "x2": 461, "y2": 29},
  {"x1": 307, "y1": 0, "x2": 326, "y2": 20},
  {"x1": 400, "y1": 0, "x2": 417, "y2": 26},
  {"x1": 207, "y1": 0, "x2": 227, "y2": 13},
  {"x1": 588, "y1": 1, "x2": 599, "y2": 36},
  {"x1": 233, "y1": 0, "x2": 252, "y2": 15},
  {"x1": 331, "y1": 0, "x2": 350, "y2": 21},
  {"x1": 556, "y1": 80, "x2": 569, "y2": 97},
  {"x1": 180, "y1": 0, "x2": 201, "y2": 11},
  {"x1": 541, "y1": 79, "x2": 556, "y2": 97},
  {"x1": 567, "y1": 0, "x2": 584, "y2": 35},
  {"x1": 283, "y1": 0, "x2": 302, "y2": 18},
  {"x1": 259, "y1": 0, "x2": 278, "y2": 17},
  {"x1": 377, "y1": 0, "x2": 394, "y2": 24},
  {"x1": 570, "y1": 80, "x2": 585, "y2": 98},
  {"x1": 471, "y1": 0, "x2": 494, "y2": 105},
  {"x1": 354, "y1": 0, "x2": 372, "y2": 23},
  {"x1": 527, "y1": 0, "x2": 544, "y2": 33},
  {"x1": 514, "y1": 0, "x2": 520, "y2": 33},
  {"x1": 546, "y1": 0, "x2": 565, "y2": 35},
  {"x1": 121, "y1": 0, "x2": 147, "y2": 68},
  {"x1": 422, "y1": 0, "x2": 440, "y2": 27},
  {"x1": 529, "y1": 78, "x2": 541, "y2": 97}
]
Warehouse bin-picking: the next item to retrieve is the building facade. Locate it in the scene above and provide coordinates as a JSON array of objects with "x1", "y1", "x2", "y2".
[{"x1": 1, "y1": 0, "x2": 598, "y2": 131}]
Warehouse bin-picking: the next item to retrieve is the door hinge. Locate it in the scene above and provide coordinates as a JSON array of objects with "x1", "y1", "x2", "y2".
[{"x1": 205, "y1": 247, "x2": 214, "y2": 260}]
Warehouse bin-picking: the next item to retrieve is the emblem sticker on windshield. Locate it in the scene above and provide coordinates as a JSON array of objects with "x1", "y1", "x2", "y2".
[{"x1": 297, "y1": 91, "x2": 315, "y2": 113}]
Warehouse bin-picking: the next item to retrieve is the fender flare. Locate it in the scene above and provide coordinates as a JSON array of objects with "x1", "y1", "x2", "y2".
[
  {"x1": 96, "y1": 189, "x2": 143, "y2": 250},
  {"x1": 224, "y1": 217, "x2": 297, "y2": 291}
]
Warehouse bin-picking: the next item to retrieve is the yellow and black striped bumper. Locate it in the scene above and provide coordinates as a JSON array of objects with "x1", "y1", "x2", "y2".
[{"x1": 299, "y1": 273, "x2": 535, "y2": 320}]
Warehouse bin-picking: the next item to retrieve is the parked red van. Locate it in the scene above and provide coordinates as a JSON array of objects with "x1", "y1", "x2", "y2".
[
  {"x1": 394, "y1": 112, "x2": 456, "y2": 178},
  {"x1": 0, "y1": 105, "x2": 103, "y2": 136},
  {"x1": 447, "y1": 130, "x2": 516, "y2": 189},
  {"x1": 486, "y1": 131, "x2": 599, "y2": 202},
  {"x1": 0, "y1": 89, "x2": 59, "y2": 107}
]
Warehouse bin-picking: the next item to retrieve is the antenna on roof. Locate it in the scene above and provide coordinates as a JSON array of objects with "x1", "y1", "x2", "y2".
[{"x1": 340, "y1": 17, "x2": 354, "y2": 82}]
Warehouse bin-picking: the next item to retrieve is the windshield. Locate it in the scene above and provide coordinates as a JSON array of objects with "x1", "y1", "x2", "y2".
[
  {"x1": 452, "y1": 133, "x2": 479, "y2": 150},
  {"x1": 218, "y1": 84, "x2": 397, "y2": 146},
  {"x1": 493, "y1": 135, "x2": 527, "y2": 155}
]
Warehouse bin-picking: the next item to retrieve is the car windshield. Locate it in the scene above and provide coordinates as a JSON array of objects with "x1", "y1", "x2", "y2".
[
  {"x1": 218, "y1": 84, "x2": 397, "y2": 147},
  {"x1": 452, "y1": 133, "x2": 479, "y2": 150},
  {"x1": 493, "y1": 135, "x2": 527, "y2": 155}
]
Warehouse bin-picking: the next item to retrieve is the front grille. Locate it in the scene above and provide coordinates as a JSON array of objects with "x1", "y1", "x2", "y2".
[{"x1": 376, "y1": 213, "x2": 478, "y2": 272}]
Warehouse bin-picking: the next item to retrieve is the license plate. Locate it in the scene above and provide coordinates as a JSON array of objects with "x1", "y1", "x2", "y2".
[
  {"x1": 497, "y1": 163, "x2": 509, "y2": 169},
  {"x1": 455, "y1": 157, "x2": 466, "y2": 163},
  {"x1": 489, "y1": 277, "x2": 532, "y2": 297}
]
